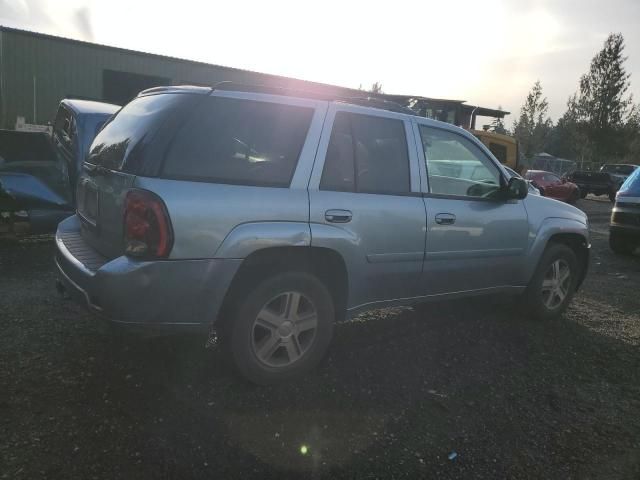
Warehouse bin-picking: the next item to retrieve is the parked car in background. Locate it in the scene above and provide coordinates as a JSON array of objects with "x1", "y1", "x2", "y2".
[
  {"x1": 568, "y1": 167, "x2": 631, "y2": 202},
  {"x1": 55, "y1": 85, "x2": 590, "y2": 384},
  {"x1": 600, "y1": 163, "x2": 638, "y2": 186},
  {"x1": 610, "y1": 167, "x2": 640, "y2": 255},
  {"x1": 524, "y1": 170, "x2": 580, "y2": 203},
  {"x1": 504, "y1": 166, "x2": 540, "y2": 195},
  {"x1": 0, "y1": 99, "x2": 119, "y2": 236}
]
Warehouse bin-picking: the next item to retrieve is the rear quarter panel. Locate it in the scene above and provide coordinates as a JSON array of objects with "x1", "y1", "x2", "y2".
[
  {"x1": 133, "y1": 178, "x2": 311, "y2": 258},
  {"x1": 133, "y1": 94, "x2": 327, "y2": 260}
]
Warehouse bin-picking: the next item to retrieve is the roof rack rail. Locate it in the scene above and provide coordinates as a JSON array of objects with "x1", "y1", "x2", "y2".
[{"x1": 211, "y1": 82, "x2": 416, "y2": 115}]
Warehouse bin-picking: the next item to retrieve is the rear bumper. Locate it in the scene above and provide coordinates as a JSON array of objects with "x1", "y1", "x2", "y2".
[{"x1": 55, "y1": 215, "x2": 242, "y2": 330}]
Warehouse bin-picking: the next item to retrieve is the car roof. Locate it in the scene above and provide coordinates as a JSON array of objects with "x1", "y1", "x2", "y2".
[
  {"x1": 136, "y1": 83, "x2": 478, "y2": 142},
  {"x1": 60, "y1": 99, "x2": 120, "y2": 115}
]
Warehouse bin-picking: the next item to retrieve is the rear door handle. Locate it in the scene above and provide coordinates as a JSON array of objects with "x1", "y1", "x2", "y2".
[
  {"x1": 325, "y1": 209, "x2": 352, "y2": 223},
  {"x1": 435, "y1": 213, "x2": 456, "y2": 225}
]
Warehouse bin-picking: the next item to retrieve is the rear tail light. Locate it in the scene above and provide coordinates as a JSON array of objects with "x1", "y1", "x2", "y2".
[{"x1": 123, "y1": 189, "x2": 173, "y2": 258}]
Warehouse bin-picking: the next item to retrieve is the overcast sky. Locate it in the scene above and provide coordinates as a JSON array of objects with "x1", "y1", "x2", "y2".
[{"x1": 2, "y1": 0, "x2": 639, "y2": 126}]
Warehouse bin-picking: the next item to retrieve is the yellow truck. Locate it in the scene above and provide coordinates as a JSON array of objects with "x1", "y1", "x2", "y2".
[
  {"x1": 383, "y1": 94, "x2": 520, "y2": 171},
  {"x1": 472, "y1": 129, "x2": 520, "y2": 172}
]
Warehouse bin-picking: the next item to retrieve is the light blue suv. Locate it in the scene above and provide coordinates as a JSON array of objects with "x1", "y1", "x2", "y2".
[{"x1": 55, "y1": 85, "x2": 590, "y2": 383}]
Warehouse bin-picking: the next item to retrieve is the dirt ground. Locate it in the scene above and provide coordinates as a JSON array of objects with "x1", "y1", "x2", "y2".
[{"x1": 1, "y1": 197, "x2": 640, "y2": 479}]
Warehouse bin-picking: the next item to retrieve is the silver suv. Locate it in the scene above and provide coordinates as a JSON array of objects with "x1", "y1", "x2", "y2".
[{"x1": 55, "y1": 85, "x2": 590, "y2": 384}]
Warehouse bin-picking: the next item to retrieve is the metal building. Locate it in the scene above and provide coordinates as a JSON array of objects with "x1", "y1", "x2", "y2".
[
  {"x1": 0, "y1": 26, "x2": 364, "y2": 129},
  {"x1": 0, "y1": 26, "x2": 508, "y2": 131}
]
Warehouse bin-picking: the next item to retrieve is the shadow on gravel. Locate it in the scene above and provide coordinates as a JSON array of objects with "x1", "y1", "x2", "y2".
[
  {"x1": 13, "y1": 297, "x2": 635, "y2": 480},
  {"x1": 2, "y1": 237, "x2": 640, "y2": 479}
]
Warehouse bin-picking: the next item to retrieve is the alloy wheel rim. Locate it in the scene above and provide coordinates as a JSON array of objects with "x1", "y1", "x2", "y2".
[
  {"x1": 541, "y1": 259, "x2": 571, "y2": 310},
  {"x1": 251, "y1": 291, "x2": 318, "y2": 368}
]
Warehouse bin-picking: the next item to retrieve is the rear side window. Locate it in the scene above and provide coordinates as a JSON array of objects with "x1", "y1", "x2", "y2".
[
  {"x1": 88, "y1": 94, "x2": 188, "y2": 171},
  {"x1": 618, "y1": 167, "x2": 640, "y2": 197},
  {"x1": 53, "y1": 106, "x2": 76, "y2": 154},
  {"x1": 161, "y1": 97, "x2": 314, "y2": 187},
  {"x1": 320, "y1": 112, "x2": 410, "y2": 195}
]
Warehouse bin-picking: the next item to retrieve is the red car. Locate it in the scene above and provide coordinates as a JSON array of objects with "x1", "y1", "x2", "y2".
[{"x1": 524, "y1": 170, "x2": 580, "y2": 203}]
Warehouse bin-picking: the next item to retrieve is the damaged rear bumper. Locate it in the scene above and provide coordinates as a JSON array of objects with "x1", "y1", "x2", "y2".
[{"x1": 55, "y1": 215, "x2": 241, "y2": 332}]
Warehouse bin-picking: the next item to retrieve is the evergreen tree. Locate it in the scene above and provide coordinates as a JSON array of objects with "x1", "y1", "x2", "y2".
[
  {"x1": 512, "y1": 81, "x2": 553, "y2": 159},
  {"x1": 574, "y1": 33, "x2": 633, "y2": 161}
]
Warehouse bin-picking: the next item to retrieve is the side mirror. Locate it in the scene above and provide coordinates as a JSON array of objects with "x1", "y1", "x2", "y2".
[{"x1": 505, "y1": 177, "x2": 528, "y2": 200}]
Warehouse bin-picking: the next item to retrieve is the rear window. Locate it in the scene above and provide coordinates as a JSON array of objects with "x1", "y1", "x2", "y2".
[
  {"x1": 488, "y1": 142, "x2": 507, "y2": 164},
  {"x1": 618, "y1": 167, "x2": 640, "y2": 197},
  {"x1": 87, "y1": 94, "x2": 188, "y2": 171},
  {"x1": 161, "y1": 97, "x2": 314, "y2": 187}
]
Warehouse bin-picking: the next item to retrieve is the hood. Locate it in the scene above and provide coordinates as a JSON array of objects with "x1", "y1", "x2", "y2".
[{"x1": 523, "y1": 191, "x2": 588, "y2": 226}]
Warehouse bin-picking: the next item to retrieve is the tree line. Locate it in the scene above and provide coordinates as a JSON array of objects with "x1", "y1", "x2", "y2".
[{"x1": 508, "y1": 33, "x2": 639, "y2": 168}]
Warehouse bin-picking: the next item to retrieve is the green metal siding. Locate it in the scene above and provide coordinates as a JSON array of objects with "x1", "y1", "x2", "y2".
[{"x1": 0, "y1": 27, "x2": 359, "y2": 129}]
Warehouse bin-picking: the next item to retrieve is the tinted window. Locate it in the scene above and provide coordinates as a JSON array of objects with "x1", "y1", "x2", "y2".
[
  {"x1": 53, "y1": 107, "x2": 76, "y2": 154},
  {"x1": 420, "y1": 126, "x2": 501, "y2": 198},
  {"x1": 320, "y1": 112, "x2": 410, "y2": 194},
  {"x1": 162, "y1": 97, "x2": 313, "y2": 187},
  {"x1": 88, "y1": 94, "x2": 188, "y2": 171}
]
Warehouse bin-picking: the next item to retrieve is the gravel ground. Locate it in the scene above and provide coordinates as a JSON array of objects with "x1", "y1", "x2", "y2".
[{"x1": 1, "y1": 198, "x2": 640, "y2": 479}]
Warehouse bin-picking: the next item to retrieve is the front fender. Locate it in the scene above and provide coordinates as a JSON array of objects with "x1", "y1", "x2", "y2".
[
  {"x1": 214, "y1": 221, "x2": 311, "y2": 259},
  {"x1": 525, "y1": 217, "x2": 589, "y2": 281}
]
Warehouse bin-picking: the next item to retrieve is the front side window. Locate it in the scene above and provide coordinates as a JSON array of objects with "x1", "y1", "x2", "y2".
[
  {"x1": 162, "y1": 97, "x2": 314, "y2": 187},
  {"x1": 419, "y1": 126, "x2": 501, "y2": 198},
  {"x1": 320, "y1": 112, "x2": 410, "y2": 195}
]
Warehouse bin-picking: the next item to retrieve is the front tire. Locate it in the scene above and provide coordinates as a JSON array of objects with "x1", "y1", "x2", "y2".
[
  {"x1": 523, "y1": 243, "x2": 578, "y2": 321},
  {"x1": 610, "y1": 231, "x2": 636, "y2": 255},
  {"x1": 229, "y1": 272, "x2": 334, "y2": 384}
]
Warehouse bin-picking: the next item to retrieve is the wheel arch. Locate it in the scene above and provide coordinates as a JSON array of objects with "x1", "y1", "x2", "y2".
[
  {"x1": 526, "y1": 218, "x2": 589, "y2": 289},
  {"x1": 217, "y1": 246, "x2": 349, "y2": 330}
]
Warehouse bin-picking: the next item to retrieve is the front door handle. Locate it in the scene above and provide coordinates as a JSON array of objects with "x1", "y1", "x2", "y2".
[
  {"x1": 325, "y1": 209, "x2": 352, "y2": 223},
  {"x1": 435, "y1": 213, "x2": 456, "y2": 225}
]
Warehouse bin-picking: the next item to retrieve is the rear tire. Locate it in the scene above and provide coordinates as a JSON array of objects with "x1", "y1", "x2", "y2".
[
  {"x1": 610, "y1": 231, "x2": 636, "y2": 255},
  {"x1": 229, "y1": 272, "x2": 334, "y2": 385},
  {"x1": 523, "y1": 243, "x2": 578, "y2": 321}
]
